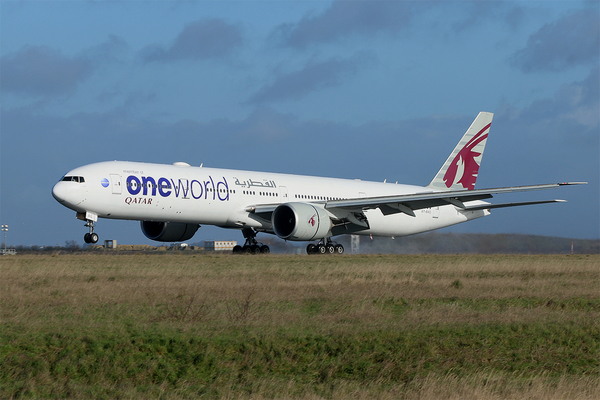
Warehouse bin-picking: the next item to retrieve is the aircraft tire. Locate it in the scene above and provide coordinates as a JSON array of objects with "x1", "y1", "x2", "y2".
[
  {"x1": 317, "y1": 244, "x2": 326, "y2": 254},
  {"x1": 335, "y1": 244, "x2": 344, "y2": 254},
  {"x1": 232, "y1": 245, "x2": 243, "y2": 254},
  {"x1": 84, "y1": 233, "x2": 91, "y2": 244},
  {"x1": 307, "y1": 244, "x2": 317, "y2": 254},
  {"x1": 90, "y1": 233, "x2": 99, "y2": 244},
  {"x1": 260, "y1": 245, "x2": 270, "y2": 254}
]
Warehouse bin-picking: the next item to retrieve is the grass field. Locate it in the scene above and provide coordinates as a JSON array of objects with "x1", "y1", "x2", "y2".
[{"x1": 1, "y1": 253, "x2": 599, "y2": 399}]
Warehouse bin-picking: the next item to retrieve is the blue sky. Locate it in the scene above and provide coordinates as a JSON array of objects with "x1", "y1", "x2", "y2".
[{"x1": 1, "y1": 0, "x2": 598, "y2": 247}]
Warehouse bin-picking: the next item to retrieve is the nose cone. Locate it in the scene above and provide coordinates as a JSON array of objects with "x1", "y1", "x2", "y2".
[
  {"x1": 52, "y1": 181, "x2": 84, "y2": 211},
  {"x1": 52, "y1": 181, "x2": 68, "y2": 203}
]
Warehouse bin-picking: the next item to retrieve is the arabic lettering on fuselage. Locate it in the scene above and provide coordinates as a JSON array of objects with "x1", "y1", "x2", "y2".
[
  {"x1": 125, "y1": 175, "x2": 229, "y2": 201},
  {"x1": 233, "y1": 177, "x2": 277, "y2": 189}
]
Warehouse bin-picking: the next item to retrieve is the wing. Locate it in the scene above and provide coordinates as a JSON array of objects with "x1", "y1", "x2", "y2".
[
  {"x1": 243, "y1": 182, "x2": 585, "y2": 233},
  {"x1": 325, "y1": 182, "x2": 586, "y2": 216}
]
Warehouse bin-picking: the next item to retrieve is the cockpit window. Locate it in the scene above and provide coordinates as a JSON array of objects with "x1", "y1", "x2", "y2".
[{"x1": 61, "y1": 176, "x2": 85, "y2": 183}]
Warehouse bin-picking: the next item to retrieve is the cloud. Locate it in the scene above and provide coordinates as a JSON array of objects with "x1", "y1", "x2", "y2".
[
  {"x1": 237, "y1": 106, "x2": 298, "y2": 140},
  {"x1": 490, "y1": 67, "x2": 599, "y2": 187},
  {"x1": 84, "y1": 35, "x2": 131, "y2": 64},
  {"x1": 0, "y1": 45, "x2": 94, "y2": 96},
  {"x1": 142, "y1": 19, "x2": 243, "y2": 63},
  {"x1": 509, "y1": 9, "x2": 600, "y2": 73},
  {"x1": 452, "y1": 2, "x2": 521, "y2": 32},
  {"x1": 247, "y1": 51, "x2": 375, "y2": 104},
  {"x1": 502, "y1": 67, "x2": 599, "y2": 131},
  {"x1": 270, "y1": 1, "x2": 414, "y2": 49}
]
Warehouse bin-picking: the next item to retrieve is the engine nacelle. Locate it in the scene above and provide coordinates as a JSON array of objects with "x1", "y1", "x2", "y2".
[
  {"x1": 272, "y1": 203, "x2": 332, "y2": 241},
  {"x1": 140, "y1": 221, "x2": 199, "y2": 242}
]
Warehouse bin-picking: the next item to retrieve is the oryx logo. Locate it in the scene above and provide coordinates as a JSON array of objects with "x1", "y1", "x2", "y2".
[
  {"x1": 308, "y1": 214, "x2": 317, "y2": 227},
  {"x1": 443, "y1": 123, "x2": 490, "y2": 190}
]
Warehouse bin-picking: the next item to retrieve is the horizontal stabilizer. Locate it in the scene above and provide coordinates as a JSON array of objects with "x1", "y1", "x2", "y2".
[{"x1": 464, "y1": 199, "x2": 566, "y2": 211}]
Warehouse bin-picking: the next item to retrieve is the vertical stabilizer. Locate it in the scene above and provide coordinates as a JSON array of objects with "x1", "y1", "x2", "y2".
[{"x1": 427, "y1": 112, "x2": 493, "y2": 191}]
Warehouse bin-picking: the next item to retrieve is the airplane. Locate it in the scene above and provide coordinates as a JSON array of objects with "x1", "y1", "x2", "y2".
[{"x1": 52, "y1": 112, "x2": 584, "y2": 254}]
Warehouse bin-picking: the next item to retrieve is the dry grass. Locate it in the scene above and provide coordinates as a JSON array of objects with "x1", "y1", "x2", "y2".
[
  {"x1": 3, "y1": 253, "x2": 597, "y2": 329},
  {"x1": 1, "y1": 253, "x2": 598, "y2": 399}
]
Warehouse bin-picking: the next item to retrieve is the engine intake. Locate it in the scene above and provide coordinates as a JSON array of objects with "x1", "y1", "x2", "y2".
[
  {"x1": 272, "y1": 203, "x2": 332, "y2": 241},
  {"x1": 141, "y1": 221, "x2": 199, "y2": 242}
]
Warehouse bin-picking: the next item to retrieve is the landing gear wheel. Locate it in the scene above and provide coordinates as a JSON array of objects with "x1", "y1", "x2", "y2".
[
  {"x1": 308, "y1": 239, "x2": 344, "y2": 255},
  {"x1": 84, "y1": 232, "x2": 99, "y2": 244},
  {"x1": 232, "y1": 245, "x2": 243, "y2": 254},
  {"x1": 239, "y1": 228, "x2": 271, "y2": 255},
  {"x1": 83, "y1": 219, "x2": 98, "y2": 244},
  {"x1": 89, "y1": 232, "x2": 99, "y2": 244}
]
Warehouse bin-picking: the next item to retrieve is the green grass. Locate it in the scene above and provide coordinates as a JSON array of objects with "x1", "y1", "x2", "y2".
[
  {"x1": 1, "y1": 253, "x2": 599, "y2": 399},
  {"x1": 3, "y1": 322, "x2": 598, "y2": 398}
]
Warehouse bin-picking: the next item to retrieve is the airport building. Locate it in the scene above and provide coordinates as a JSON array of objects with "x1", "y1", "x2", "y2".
[{"x1": 204, "y1": 241, "x2": 237, "y2": 251}]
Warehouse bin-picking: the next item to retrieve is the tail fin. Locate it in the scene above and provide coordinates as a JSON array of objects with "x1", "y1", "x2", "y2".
[{"x1": 427, "y1": 112, "x2": 493, "y2": 191}]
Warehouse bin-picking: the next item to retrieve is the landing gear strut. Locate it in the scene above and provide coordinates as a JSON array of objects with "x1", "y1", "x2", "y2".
[
  {"x1": 307, "y1": 238, "x2": 344, "y2": 255},
  {"x1": 233, "y1": 228, "x2": 270, "y2": 254},
  {"x1": 83, "y1": 220, "x2": 99, "y2": 244}
]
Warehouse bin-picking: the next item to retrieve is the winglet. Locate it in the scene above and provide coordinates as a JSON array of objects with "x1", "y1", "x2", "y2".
[
  {"x1": 428, "y1": 112, "x2": 493, "y2": 191},
  {"x1": 559, "y1": 182, "x2": 587, "y2": 186}
]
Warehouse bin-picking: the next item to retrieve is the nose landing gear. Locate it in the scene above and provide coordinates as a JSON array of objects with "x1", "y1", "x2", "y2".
[
  {"x1": 77, "y1": 212, "x2": 99, "y2": 244},
  {"x1": 83, "y1": 221, "x2": 99, "y2": 244}
]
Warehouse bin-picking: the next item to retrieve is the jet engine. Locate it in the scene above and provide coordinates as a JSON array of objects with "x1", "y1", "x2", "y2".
[
  {"x1": 272, "y1": 203, "x2": 332, "y2": 241},
  {"x1": 140, "y1": 221, "x2": 199, "y2": 242}
]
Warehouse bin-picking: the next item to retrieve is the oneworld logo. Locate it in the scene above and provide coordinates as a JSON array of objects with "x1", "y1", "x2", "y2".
[
  {"x1": 101, "y1": 178, "x2": 110, "y2": 188},
  {"x1": 126, "y1": 175, "x2": 230, "y2": 201}
]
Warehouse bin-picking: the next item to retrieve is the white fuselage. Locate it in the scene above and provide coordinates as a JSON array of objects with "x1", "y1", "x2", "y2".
[{"x1": 52, "y1": 161, "x2": 488, "y2": 239}]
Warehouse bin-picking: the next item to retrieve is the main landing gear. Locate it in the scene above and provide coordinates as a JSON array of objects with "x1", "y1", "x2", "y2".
[
  {"x1": 232, "y1": 228, "x2": 270, "y2": 254},
  {"x1": 83, "y1": 220, "x2": 99, "y2": 244},
  {"x1": 307, "y1": 238, "x2": 344, "y2": 255}
]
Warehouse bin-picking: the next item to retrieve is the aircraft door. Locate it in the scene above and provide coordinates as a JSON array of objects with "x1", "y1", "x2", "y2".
[
  {"x1": 178, "y1": 179, "x2": 190, "y2": 199},
  {"x1": 110, "y1": 174, "x2": 122, "y2": 194},
  {"x1": 279, "y1": 186, "x2": 288, "y2": 202}
]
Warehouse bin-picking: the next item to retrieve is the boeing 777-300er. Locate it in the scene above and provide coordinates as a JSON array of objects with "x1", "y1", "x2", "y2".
[{"x1": 52, "y1": 112, "x2": 585, "y2": 254}]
